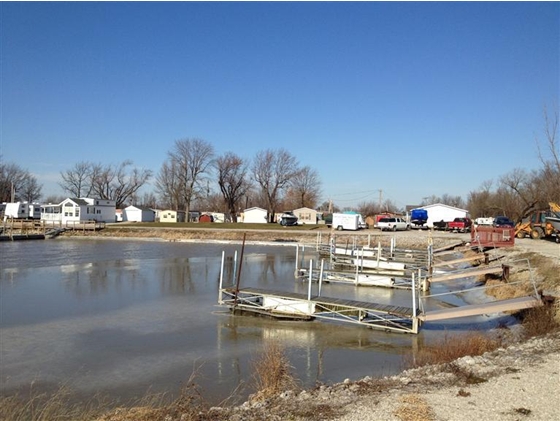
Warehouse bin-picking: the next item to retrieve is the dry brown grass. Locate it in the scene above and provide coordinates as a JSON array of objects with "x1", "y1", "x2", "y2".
[
  {"x1": 0, "y1": 385, "x2": 107, "y2": 421},
  {"x1": 0, "y1": 371, "x2": 223, "y2": 421},
  {"x1": 404, "y1": 332, "x2": 503, "y2": 369},
  {"x1": 249, "y1": 340, "x2": 300, "y2": 402},
  {"x1": 520, "y1": 303, "x2": 560, "y2": 338},
  {"x1": 484, "y1": 277, "x2": 534, "y2": 301},
  {"x1": 393, "y1": 394, "x2": 436, "y2": 421}
]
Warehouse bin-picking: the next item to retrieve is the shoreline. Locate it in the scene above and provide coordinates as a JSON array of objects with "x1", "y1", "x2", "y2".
[{"x1": 3, "y1": 227, "x2": 558, "y2": 420}]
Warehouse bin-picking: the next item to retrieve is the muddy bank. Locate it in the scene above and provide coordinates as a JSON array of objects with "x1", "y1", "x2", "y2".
[{"x1": 60, "y1": 225, "x2": 464, "y2": 250}]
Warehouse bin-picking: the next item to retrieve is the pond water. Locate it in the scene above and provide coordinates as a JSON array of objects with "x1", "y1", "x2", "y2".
[{"x1": 0, "y1": 238, "x2": 514, "y2": 404}]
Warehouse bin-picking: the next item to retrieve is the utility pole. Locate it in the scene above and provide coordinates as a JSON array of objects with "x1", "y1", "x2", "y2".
[{"x1": 378, "y1": 189, "x2": 383, "y2": 210}]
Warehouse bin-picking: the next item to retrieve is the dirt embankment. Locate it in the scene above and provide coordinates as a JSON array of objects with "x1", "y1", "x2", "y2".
[{"x1": 62, "y1": 225, "x2": 465, "y2": 249}]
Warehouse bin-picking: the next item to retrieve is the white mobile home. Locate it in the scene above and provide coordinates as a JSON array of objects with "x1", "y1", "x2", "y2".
[
  {"x1": 293, "y1": 207, "x2": 319, "y2": 224},
  {"x1": 242, "y1": 207, "x2": 268, "y2": 224},
  {"x1": 159, "y1": 210, "x2": 186, "y2": 223},
  {"x1": 41, "y1": 198, "x2": 116, "y2": 224},
  {"x1": 123, "y1": 205, "x2": 155, "y2": 222}
]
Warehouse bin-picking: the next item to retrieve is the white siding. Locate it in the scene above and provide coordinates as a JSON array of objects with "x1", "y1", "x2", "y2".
[
  {"x1": 422, "y1": 204, "x2": 468, "y2": 227},
  {"x1": 242, "y1": 208, "x2": 268, "y2": 223}
]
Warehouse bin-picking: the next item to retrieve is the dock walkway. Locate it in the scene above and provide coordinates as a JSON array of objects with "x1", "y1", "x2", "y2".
[
  {"x1": 217, "y1": 242, "x2": 543, "y2": 334},
  {"x1": 220, "y1": 286, "x2": 419, "y2": 333}
]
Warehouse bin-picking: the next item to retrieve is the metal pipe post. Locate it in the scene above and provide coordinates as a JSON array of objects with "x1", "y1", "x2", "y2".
[
  {"x1": 319, "y1": 259, "x2": 324, "y2": 296},
  {"x1": 218, "y1": 250, "x2": 225, "y2": 304},
  {"x1": 308, "y1": 259, "x2": 313, "y2": 300}
]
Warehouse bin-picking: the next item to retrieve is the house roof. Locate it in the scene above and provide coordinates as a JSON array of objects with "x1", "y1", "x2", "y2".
[
  {"x1": 125, "y1": 205, "x2": 154, "y2": 211},
  {"x1": 293, "y1": 207, "x2": 317, "y2": 213},
  {"x1": 243, "y1": 207, "x2": 267, "y2": 212},
  {"x1": 422, "y1": 203, "x2": 468, "y2": 213},
  {"x1": 66, "y1": 198, "x2": 89, "y2": 206}
]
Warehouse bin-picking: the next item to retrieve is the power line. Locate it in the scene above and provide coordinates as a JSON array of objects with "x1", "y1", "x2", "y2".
[{"x1": 328, "y1": 189, "x2": 380, "y2": 203}]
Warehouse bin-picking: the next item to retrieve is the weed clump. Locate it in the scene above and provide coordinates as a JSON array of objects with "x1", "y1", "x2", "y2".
[
  {"x1": 393, "y1": 394, "x2": 436, "y2": 421},
  {"x1": 404, "y1": 332, "x2": 503, "y2": 369},
  {"x1": 250, "y1": 340, "x2": 300, "y2": 402},
  {"x1": 520, "y1": 303, "x2": 560, "y2": 338}
]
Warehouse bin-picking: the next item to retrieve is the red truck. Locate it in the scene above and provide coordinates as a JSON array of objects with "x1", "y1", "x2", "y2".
[{"x1": 447, "y1": 217, "x2": 473, "y2": 233}]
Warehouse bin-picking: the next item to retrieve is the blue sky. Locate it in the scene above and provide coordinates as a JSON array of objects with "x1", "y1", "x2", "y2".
[{"x1": 1, "y1": 2, "x2": 558, "y2": 209}]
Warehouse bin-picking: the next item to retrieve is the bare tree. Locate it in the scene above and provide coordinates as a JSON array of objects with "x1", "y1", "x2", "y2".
[
  {"x1": 357, "y1": 201, "x2": 381, "y2": 218},
  {"x1": 0, "y1": 159, "x2": 42, "y2": 202},
  {"x1": 89, "y1": 160, "x2": 152, "y2": 208},
  {"x1": 155, "y1": 159, "x2": 185, "y2": 209},
  {"x1": 162, "y1": 138, "x2": 215, "y2": 219},
  {"x1": 498, "y1": 168, "x2": 540, "y2": 221},
  {"x1": 139, "y1": 192, "x2": 159, "y2": 209},
  {"x1": 420, "y1": 195, "x2": 441, "y2": 206},
  {"x1": 467, "y1": 180, "x2": 496, "y2": 218},
  {"x1": 59, "y1": 160, "x2": 151, "y2": 207},
  {"x1": 216, "y1": 152, "x2": 251, "y2": 222},
  {"x1": 252, "y1": 149, "x2": 300, "y2": 223},
  {"x1": 536, "y1": 105, "x2": 560, "y2": 202},
  {"x1": 18, "y1": 173, "x2": 42, "y2": 202},
  {"x1": 284, "y1": 166, "x2": 322, "y2": 209},
  {"x1": 440, "y1": 194, "x2": 465, "y2": 209},
  {"x1": 44, "y1": 194, "x2": 66, "y2": 204},
  {"x1": 59, "y1": 161, "x2": 93, "y2": 197},
  {"x1": 193, "y1": 192, "x2": 226, "y2": 214},
  {"x1": 537, "y1": 105, "x2": 559, "y2": 173}
]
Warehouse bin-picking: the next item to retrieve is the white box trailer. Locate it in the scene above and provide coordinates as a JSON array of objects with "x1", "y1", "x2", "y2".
[
  {"x1": 4, "y1": 202, "x2": 41, "y2": 219},
  {"x1": 331, "y1": 212, "x2": 361, "y2": 231}
]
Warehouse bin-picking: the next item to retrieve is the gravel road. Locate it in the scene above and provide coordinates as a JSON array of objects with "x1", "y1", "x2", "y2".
[{"x1": 332, "y1": 333, "x2": 560, "y2": 421}]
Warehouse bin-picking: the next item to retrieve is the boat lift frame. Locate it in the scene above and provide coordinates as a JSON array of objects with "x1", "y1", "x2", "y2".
[
  {"x1": 215, "y1": 242, "x2": 542, "y2": 335},
  {"x1": 218, "y1": 251, "x2": 420, "y2": 334}
]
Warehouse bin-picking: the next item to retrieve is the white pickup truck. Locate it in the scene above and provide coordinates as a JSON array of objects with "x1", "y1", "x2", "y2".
[{"x1": 377, "y1": 217, "x2": 409, "y2": 231}]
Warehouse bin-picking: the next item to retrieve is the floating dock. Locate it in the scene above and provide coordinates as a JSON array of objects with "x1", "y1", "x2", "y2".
[
  {"x1": 219, "y1": 286, "x2": 420, "y2": 334},
  {"x1": 217, "y1": 246, "x2": 543, "y2": 334}
]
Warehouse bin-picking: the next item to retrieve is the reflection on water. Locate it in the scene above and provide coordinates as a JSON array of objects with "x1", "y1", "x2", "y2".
[{"x1": 0, "y1": 239, "x2": 514, "y2": 404}]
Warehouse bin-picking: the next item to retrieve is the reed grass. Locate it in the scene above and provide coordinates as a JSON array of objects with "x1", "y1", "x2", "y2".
[
  {"x1": 0, "y1": 384, "x2": 107, "y2": 421},
  {"x1": 404, "y1": 332, "x2": 503, "y2": 369},
  {"x1": 0, "y1": 370, "x2": 221, "y2": 421},
  {"x1": 250, "y1": 340, "x2": 300, "y2": 402}
]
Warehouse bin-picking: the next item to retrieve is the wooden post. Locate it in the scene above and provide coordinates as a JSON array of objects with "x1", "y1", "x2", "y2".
[
  {"x1": 233, "y1": 233, "x2": 247, "y2": 308},
  {"x1": 502, "y1": 264, "x2": 510, "y2": 282}
]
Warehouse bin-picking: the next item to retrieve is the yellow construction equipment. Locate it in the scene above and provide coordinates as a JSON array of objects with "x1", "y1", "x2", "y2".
[{"x1": 515, "y1": 202, "x2": 560, "y2": 239}]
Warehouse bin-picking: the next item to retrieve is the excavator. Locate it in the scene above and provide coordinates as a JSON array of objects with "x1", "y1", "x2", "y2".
[{"x1": 515, "y1": 202, "x2": 560, "y2": 241}]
